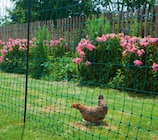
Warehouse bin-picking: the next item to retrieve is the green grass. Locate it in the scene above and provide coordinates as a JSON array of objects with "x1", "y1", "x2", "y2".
[{"x1": 0, "y1": 72, "x2": 158, "y2": 140}]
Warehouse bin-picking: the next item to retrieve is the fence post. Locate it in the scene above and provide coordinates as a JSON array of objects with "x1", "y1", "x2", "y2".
[
  {"x1": 155, "y1": 0, "x2": 158, "y2": 37},
  {"x1": 24, "y1": 0, "x2": 31, "y2": 123}
]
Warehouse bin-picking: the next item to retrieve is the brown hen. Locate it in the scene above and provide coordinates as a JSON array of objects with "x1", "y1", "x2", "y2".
[{"x1": 72, "y1": 95, "x2": 108, "y2": 124}]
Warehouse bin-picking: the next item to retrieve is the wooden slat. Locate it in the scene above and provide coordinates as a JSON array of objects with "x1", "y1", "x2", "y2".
[
  {"x1": 155, "y1": 6, "x2": 158, "y2": 37},
  {"x1": 139, "y1": 8, "x2": 143, "y2": 37},
  {"x1": 117, "y1": 12, "x2": 120, "y2": 33},
  {"x1": 150, "y1": 7, "x2": 154, "y2": 36},
  {"x1": 121, "y1": 12, "x2": 124, "y2": 30},
  {"x1": 126, "y1": 10, "x2": 129, "y2": 29},
  {"x1": 130, "y1": 9, "x2": 133, "y2": 34},
  {"x1": 144, "y1": 8, "x2": 148, "y2": 37},
  {"x1": 0, "y1": 8, "x2": 158, "y2": 41}
]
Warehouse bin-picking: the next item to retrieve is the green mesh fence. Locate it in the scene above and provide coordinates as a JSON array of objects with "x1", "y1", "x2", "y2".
[{"x1": 0, "y1": 0, "x2": 158, "y2": 140}]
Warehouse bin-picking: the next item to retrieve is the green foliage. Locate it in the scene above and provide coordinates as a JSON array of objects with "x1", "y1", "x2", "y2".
[
  {"x1": 108, "y1": 69, "x2": 125, "y2": 89},
  {"x1": 0, "y1": 72, "x2": 158, "y2": 140},
  {"x1": 30, "y1": 27, "x2": 50, "y2": 79},
  {"x1": 75, "y1": 34, "x2": 158, "y2": 93},
  {"x1": 0, "y1": 46, "x2": 26, "y2": 74},
  {"x1": 78, "y1": 38, "x2": 123, "y2": 86},
  {"x1": 49, "y1": 39, "x2": 68, "y2": 58},
  {"x1": 122, "y1": 44, "x2": 158, "y2": 92},
  {"x1": 130, "y1": 22, "x2": 139, "y2": 36},
  {"x1": 43, "y1": 57, "x2": 78, "y2": 81},
  {"x1": 8, "y1": 0, "x2": 95, "y2": 24},
  {"x1": 85, "y1": 16, "x2": 112, "y2": 40}
]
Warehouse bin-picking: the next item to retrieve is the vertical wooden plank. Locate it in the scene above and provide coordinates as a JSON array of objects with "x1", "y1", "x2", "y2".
[
  {"x1": 135, "y1": 9, "x2": 138, "y2": 23},
  {"x1": 126, "y1": 10, "x2": 129, "y2": 29},
  {"x1": 139, "y1": 8, "x2": 143, "y2": 37},
  {"x1": 76, "y1": 16, "x2": 78, "y2": 29},
  {"x1": 69, "y1": 17, "x2": 72, "y2": 31},
  {"x1": 155, "y1": 6, "x2": 158, "y2": 37},
  {"x1": 73, "y1": 16, "x2": 76, "y2": 29},
  {"x1": 121, "y1": 12, "x2": 124, "y2": 31},
  {"x1": 78, "y1": 16, "x2": 81, "y2": 29},
  {"x1": 130, "y1": 9, "x2": 133, "y2": 34},
  {"x1": 144, "y1": 8, "x2": 148, "y2": 37},
  {"x1": 0, "y1": 26, "x2": 2, "y2": 40},
  {"x1": 66, "y1": 17, "x2": 68, "y2": 31},
  {"x1": 117, "y1": 11, "x2": 120, "y2": 33},
  {"x1": 112, "y1": 13, "x2": 115, "y2": 33}
]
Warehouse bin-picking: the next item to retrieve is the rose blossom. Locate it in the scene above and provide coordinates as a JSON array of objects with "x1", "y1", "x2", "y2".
[
  {"x1": 133, "y1": 60, "x2": 143, "y2": 66},
  {"x1": 152, "y1": 63, "x2": 158, "y2": 72}
]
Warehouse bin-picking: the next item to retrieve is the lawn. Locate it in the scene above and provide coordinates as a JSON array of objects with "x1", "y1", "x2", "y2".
[{"x1": 0, "y1": 72, "x2": 158, "y2": 140}]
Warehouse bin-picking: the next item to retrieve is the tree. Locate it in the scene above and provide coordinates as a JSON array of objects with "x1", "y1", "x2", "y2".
[
  {"x1": 7, "y1": 0, "x2": 96, "y2": 24},
  {"x1": 104, "y1": 0, "x2": 156, "y2": 12}
]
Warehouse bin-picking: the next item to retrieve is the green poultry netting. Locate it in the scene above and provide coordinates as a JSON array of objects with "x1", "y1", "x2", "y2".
[{"x1": 0, "y1": 0, "x2": 158, "y2": 140}]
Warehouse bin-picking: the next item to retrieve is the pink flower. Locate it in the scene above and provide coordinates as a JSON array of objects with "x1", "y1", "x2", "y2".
[
  {"x1": 96, "y1": 34, "x2": 109, "y2": 42},
  {"x1": 133, "y1": 60, "x2": 143, "y2": 66},
  {"x1": 1, "y1": 49, "x2": 7, "y2": 55},
  {"x1": 76, "y1": 38, "x2": 95, "y2": 52},
  {"x1": 148, "y1": 38, "x2": 158, "y2": 45},
  {"x1": 86, "y1": 44, "x2": 95, "y2": 51},
  {"x1": 122, "y1": 50, "x2": 127, "y2": 56},
  {"x1": 85, "y1": 61, "x2": 91, "y2": 66},
  {"x1": 119, "y1": 33, "x2": 124, "y2": 37},
  {"x1": 109, "y1": 33, "x2": 117, "y2": 39},
  {"x1": 50, "y1": 40, "x2": 60, "y2": 47},
  {"x1": 130, "y1": 46, "x2": 137, "y2": 53},
  {"x1": 86, "y1": 35, "x2": 89, "y2": 38},
  {"x1": 96, "y1": 36, "x2": 107, "y2": 42},
  {"x1": 139, "y1": 38, "x2": 148, "y2": 47},
  {"x1": 59, "y1": 38, "x2": 64, "y2": 41},
  {"x1": 152, "y1": 63, "x2": 158, "y2": 72},
  {"x1": 130, "y1": 36, "x2": 138, "y2": 43},
  {"x1": 64, "y1": 43, "x2": 68, "y2": 48},
  {"x1": 73, "y1": 58, "x2": 82, "y2": 64},
  {"x1": 79, "y1": 51, "x2": 85, "y2": 58},
  {"x1": 0, "y1": 40, "x2": 5, "y2": 45},
  {"x1": 0, "y1": 56, "x2": 4, "y2": 63},
  {"x1": 137, "y1": 49, "x2": 145, "y2": 56},
  {"x1": 120, "y1": 41, "x2": 127, "y2": 48}
]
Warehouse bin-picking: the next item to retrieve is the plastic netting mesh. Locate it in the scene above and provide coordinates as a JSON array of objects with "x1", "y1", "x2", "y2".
[{"x1": 0, "y1": 0, "x2": 158, "y2": 140}]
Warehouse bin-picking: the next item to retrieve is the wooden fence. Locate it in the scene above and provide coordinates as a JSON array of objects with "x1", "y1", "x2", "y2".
[{"x1": 0, "y1": 6, "x2": 158, "y2": 41}]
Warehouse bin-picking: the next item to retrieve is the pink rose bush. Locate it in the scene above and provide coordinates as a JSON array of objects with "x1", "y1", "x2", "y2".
[
  {"x1": 73, "y1": 38, "x2": 95, "y2": 65},
  {"x1": 73, "y1": 33, "x2": 158, "y2": 92},
  {"x1": 0, "y1": 37, "x2": 68, "y2": 74},
  {"x1": 74, "y1": 33, "x2": 158, "y2": 72}
]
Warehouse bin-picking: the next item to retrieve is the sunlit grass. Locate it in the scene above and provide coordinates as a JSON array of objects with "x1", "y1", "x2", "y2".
[{"x1": 0, "y1": 72, "x2": 158, "y2": 140}]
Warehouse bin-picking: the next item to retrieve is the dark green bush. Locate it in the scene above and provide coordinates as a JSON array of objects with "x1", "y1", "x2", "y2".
[
  {"x1": 43, "y1": 56, "x2": 78, "y2": 81},
  {"x1": 78, "y1": 37, "x2": 123, "y2": 86},
  {"x1": 0, "y1": 45, "x2": 26, "y2": 74},
  {"x1": 85, "y1": 15, "x2": 112, "y2": 40},
  {"x1": 30, "y1": 27, "x2": 50, "y2": 79}
]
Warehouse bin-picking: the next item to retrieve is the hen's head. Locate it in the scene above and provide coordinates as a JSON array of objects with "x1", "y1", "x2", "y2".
[
  {"x1": 98, "y1": 95, "x2": 104, "y2": 100},
  {"x1": 72, "y1": 103, "x2": 83, "y2": 109}
]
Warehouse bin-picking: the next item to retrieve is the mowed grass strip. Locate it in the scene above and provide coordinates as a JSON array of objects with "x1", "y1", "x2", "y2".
[{"x1": 0, "y1": 72, "x2": 158, "y2": 140}]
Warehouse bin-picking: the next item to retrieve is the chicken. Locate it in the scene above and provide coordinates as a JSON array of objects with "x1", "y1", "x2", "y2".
[{"x1": 72, "y1": 95, "x2": 108, "y2": 124}]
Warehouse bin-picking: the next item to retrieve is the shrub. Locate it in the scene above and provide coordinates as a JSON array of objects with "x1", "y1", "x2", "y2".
[
  {"x1": 85, "y1": 15, "x2": 112, "y2": 40},
  {"x1": 49, "y1": 38, "x2": 68, "y2": 58},
  {"x1": 0, "y1": 38, "x2": 31, "y2": 74},
  {"x1": 120, "y1": 35, "x2": 158, "y2": 92},
  {"x1": 73, "y1": 33, "x2": 158, "y2": 93},
  {"x1": 73, "y1": 34, "x2": 123, "y2": 86},
  {"x1": 43, "y1": 56, "x2": 78, "y2": 81},
  {"x1": 30, "y1": 27, "x2": 50, "y2": 79}
]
